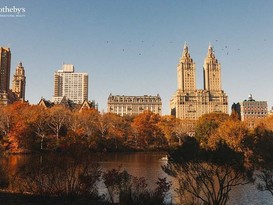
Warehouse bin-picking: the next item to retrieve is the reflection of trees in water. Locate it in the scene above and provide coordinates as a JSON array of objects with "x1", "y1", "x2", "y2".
[
  {"x1": 1, "y1": 153, "x2": 172, "y2": 204},
  {"x1": 164, "y1": 161, "x2": 251, "y2": 205},
  {"x1": 9, "y1": 153, "x2": 102, "y2": 198},
  {"x1": 162, "y1": 137, "x2": 254, "y2": 205},
  {"x1": 0, "y1": 162, "x2": 9, "y2": 189},
  {"x1": 256, "y1": 168, "x2": 273, "y2": 196},
  {"x1": 164, "y1": 162, "x2": 249, "y2": 205}
]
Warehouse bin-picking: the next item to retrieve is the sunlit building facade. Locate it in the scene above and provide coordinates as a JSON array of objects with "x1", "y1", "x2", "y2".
[
  {"x1": 0, "y1": 47, "x2": 11, "y2": 105},
  {"x1": 232, "y1": 94, "x2": 268, "y2": 128},
  {"x1": 107, "y1": 94, "x2": 162, "y2": 116},
  {"x1": 52, "y1": 64, "x2": 88, "y2": 104},
  {"x1": 170, "y1": 43, "x2": 228, "y2": 120},
  {"x1": 12, "y1": 62, "x2": 26, "y2": 101}
]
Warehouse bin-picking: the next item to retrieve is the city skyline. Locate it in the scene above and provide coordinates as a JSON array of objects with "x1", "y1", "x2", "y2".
[{"x1": 1, "y1": 1, "x2": 273, "y2": 114}]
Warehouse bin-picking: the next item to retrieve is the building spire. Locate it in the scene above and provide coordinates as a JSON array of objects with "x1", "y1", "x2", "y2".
[
  {"x1": 207, "y1": 42, "x2": 215, "y2": 58},
  {"x1": 181, "y1": 42, "x2": 190, "y2": 60},
  {"x1": 183, "y1": 41, "x2": 188, "y2": 49},
  {"x1": 12, "y1": 61, "x2": 26, "y2": 101}
]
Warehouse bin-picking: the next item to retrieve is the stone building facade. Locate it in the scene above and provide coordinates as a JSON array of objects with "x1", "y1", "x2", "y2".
[
  {"x1": 232, "y1": 94, "x2": 268, "y2": 128},
  {"x1": 107, "y1": 94, "x2": 162, "y2": 116},
  {"x1": 170, "y1": 43, "x2": 228, "y2": 120},
  {"x1": 12, "y1": 62, "x2": 26, "y2": 101}
]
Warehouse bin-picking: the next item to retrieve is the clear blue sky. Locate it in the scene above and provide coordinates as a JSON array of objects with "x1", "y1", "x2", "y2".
[{"x1": 1, "y1": 0, "x2": 273, "y2": 114}]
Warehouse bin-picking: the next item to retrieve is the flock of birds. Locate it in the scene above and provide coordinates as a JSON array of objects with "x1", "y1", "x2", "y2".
[
  {"x1": 104, "y1": 39, "x2": 239, "y2": 57},
  {"x1": 103, "y1": 38, "x2": 269, "y2": 57}
]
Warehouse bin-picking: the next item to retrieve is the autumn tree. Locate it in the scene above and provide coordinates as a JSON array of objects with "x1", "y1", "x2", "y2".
[
  {"x1": 243, "y1": 124, "x2": 273, "y2": 166},
  {"x1": 77, "y1": 109, "x2": 100, "y2": 149},
  {"x1": 28, "y1": 105, "x2": 50, "y2": 150},
  {"x1": 259, "y1": 115, "x2": 273, "y2": 131},
  {"x1": 96, "y1": 112, "x2": 112, "y2": 139},
  {"x1": 4, "y1": 102, "x2": 34, "y2": 152},
  {"x1": 208, "y1": 120, "x2": 249, "y2": 152},
  {"x1": 0, "y1": 106, "x2": 10, "y2": 136},
  {"x1": 173, "y1": 119, "x2": 196, "y2": 145},
  {"x1": 132, "y1": 111, "x2": 165, "y2": 148},
  {"x1": 106, "y1": 113, "x2": 128, "y2": 150},
  {"x1": 195, "y1": 112, "x2": 230, "y2": 148},
  {"x1": 0, "y1": 106, "x2": 12, "y2": 151},
  {"x1": 47, "y1": 105, "x2": 70, "y2": 147},
  {"x1": 157, "y1": 115, "x2": 176, "y2": 145},
  {"x1": 94, "y1": 113, "x2": 129, "y2": 151}
]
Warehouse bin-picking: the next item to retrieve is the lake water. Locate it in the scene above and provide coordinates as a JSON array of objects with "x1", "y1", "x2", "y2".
[{"x1": 2, "y1": 152, "x2": 273, "y2": 204}]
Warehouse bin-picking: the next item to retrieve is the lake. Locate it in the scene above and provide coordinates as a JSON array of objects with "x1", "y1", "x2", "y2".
[{"x1": 2, "y1": 152, "x2": 273, "y2": 204}]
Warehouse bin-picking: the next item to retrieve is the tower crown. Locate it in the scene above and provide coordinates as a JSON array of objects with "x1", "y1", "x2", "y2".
[
  {"x1": 12, "y1": 61, "x2": 26, "y2": 101},
  {"x1": 177, "y1": 43, "x2": 196, "y2": 91},
  {"x1": 203, "y1": 43, "x2": 221, "y2": 91},
  {"x1": 180, "y1": 42, "x2": 193, "y2": 62},
  {"x1": 15, "y1": 62, "x2": 25, "y2": 75},
  {"x1": 205, "y1": 43, "x2": 218, "y2": 63}
]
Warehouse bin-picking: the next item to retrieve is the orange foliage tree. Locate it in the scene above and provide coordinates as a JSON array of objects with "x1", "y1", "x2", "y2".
[
  {"x1": 157, "y1": 115, "x2": 176, "y2": 145},
  {"x1": 132, "y1": 111, "x2": 165, "y2": 148},
  {"x1": 79, "y1": 109, "x2": 101, "y2": 149},
  {"x1": 3, "y1": 102, "x2": 33, "y2": 152},
  {"x1": 208, "y1": 120, "x2": 249, "y2": 152},
  {"x1": 28, "y1": 105, "x2": 50, "y2": 150},
  {"x1": 47, "y1": 105, "x2": 70, "y2": 146},
  {"x1": 195, "y1": 112, "x2": 230, "y2": 148}
]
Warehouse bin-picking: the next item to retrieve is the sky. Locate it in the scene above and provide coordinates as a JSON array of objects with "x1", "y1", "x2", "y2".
[{"x1": 1, "y1": 0, "x2": 273, "y2": 114}]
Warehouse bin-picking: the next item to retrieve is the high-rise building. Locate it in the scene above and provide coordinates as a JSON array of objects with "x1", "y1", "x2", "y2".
[
  {"x1": 107, "y1": 94, "x2": 162, "y2": 116},
  {"x1": 203, "y1": 44, "x2": 222, "y2": 91},
  {"x1": 52, "y1": 64, "x2": 88, "y2": 104},
  {"x1": 12, "y1": 62, "x2": 26, "y2": 101},
  {"x1": 0, "y1": 47, "x2": 11, "y2": 105},
  {"x1": 0, "y1": 47, "x2": 11, "y2": 93},
  {"x1": 170, "y1": 43, "x2": 228, "y2": 120},
  {"x1": 232, "y1": 94, "x2": 268, "y2": 128}
]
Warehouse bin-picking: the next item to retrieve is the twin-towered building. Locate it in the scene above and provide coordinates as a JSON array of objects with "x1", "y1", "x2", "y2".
[
  {"x1": 107, "y1": 43, "x2": 228, "y2": 118},
  {"x1": 170, "y1": 43, "x2": 228, "y2": 120}
]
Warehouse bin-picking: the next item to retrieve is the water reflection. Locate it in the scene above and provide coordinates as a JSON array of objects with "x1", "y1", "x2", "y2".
[
  {"x1": 1, "y1": 152, "x2": 273, "y2": 204},
  {"x1": 99, "y1": 152, "x2": 171, "y2": 188}
]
